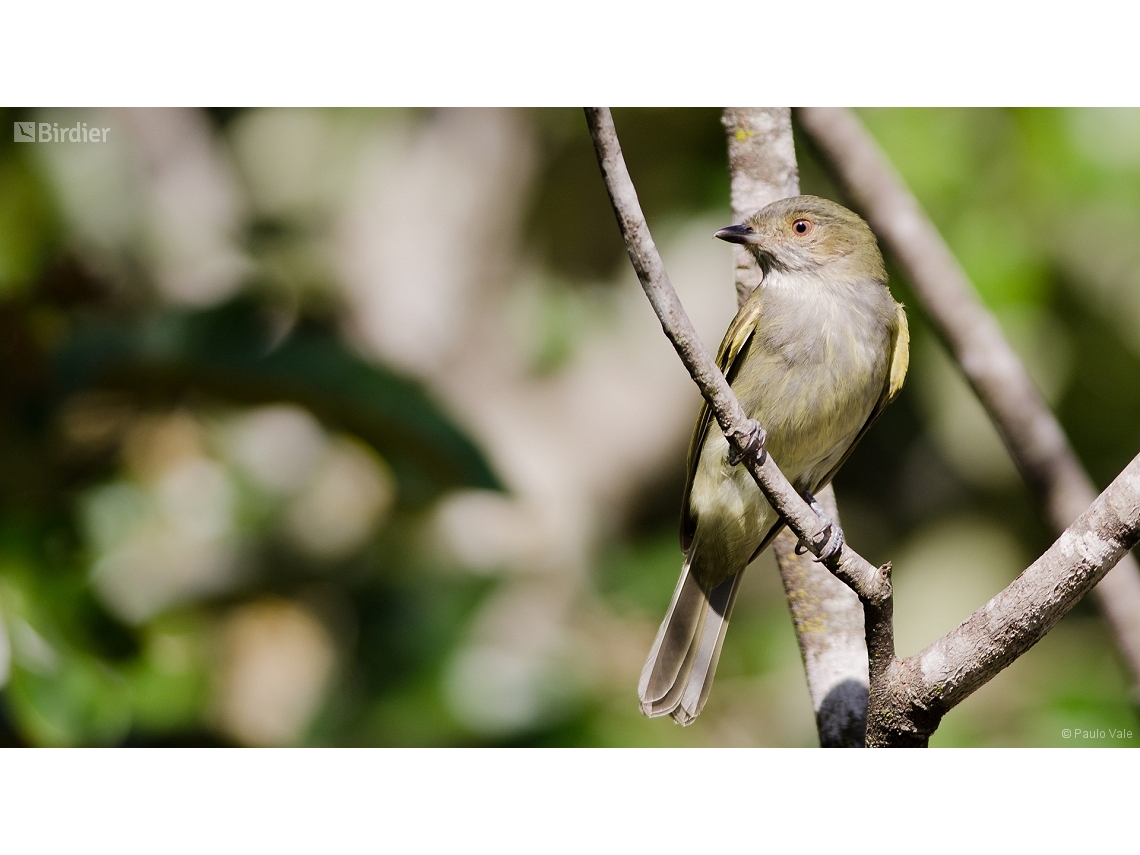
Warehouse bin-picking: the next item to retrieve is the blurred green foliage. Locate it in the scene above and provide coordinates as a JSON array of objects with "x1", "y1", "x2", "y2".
[
  {"x1": 0, "y1": 108, "x2": 1138, "y2": 746},
  {"x1": 56, "y1": 297, "x2": 500, "y2": 506},
  {"x1": 0, "y1": 108, "x2": 506, "y2": 745}
]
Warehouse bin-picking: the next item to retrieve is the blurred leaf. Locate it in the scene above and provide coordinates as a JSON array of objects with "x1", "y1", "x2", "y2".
[
  {"x1": 0, "y1": 569, "x2": 131, "y2": 746},
  {"x1": 314, "y1": 562, "x2": 496, "y2": 746},
  {"x1": 126, "y1": 615, "x2": 211, "y2": 735},
  {"x1": 857, "y1": 108, "x2": 978, "y2": 217},
  {"x1": 6, "y1": 655, "x2": 131, "y2": 746},
  {"x1": 0, "y1": 140, "x2": 59, "y2": 297},
  {"x1": 945, "y1": 208, "x2": 1050, "y2": 307},
  {"x1": 53, "y1": 298, "x2": 502, "y2": 506}
]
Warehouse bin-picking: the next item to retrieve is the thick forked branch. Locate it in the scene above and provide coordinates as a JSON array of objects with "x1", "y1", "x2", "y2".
[
  {"x1": 583, "y1": 105, "x2": 894, "y2": 703},
  {"x1": 885, "y1": 451, "x2": 1140, "y2": 744},
  {"x1": 724, "y1": 107, "x2": 870, "y2": 747},
  {"x1": 797, "y1": 106, "x2": 1140, "y2": 694}
]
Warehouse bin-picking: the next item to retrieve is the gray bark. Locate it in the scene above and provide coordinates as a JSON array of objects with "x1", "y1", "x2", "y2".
[
  {"x1": 724, "y1": 107, "x2": 869, "y2": 747},
  {"x1": 877, "y1": 451, "x2": 1140, "y2": 745},
  {"x1": 772, "y1": 498, "x2": 870, "y2": 748},
  {"x1": 723, "y1": 108, "x2": 799, "y2": 304}
]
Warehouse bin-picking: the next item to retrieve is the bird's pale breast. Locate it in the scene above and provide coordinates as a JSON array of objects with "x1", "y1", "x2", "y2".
[{"x1": 688, "y1": 273, "x2": 894, "y2": 577}]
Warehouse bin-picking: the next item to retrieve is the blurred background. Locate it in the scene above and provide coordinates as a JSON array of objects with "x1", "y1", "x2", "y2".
[{"x1": 0, "y1": 107, "x2": 1137, "y2": 747}]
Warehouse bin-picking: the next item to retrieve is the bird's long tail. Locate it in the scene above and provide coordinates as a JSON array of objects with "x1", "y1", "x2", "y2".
[{"x1": 637, "y1": 554, "x2": 744, "y2": 725}]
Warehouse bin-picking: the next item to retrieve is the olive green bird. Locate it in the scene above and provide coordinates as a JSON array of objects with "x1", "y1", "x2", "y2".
[{"x1": 638, "y1": 195, "x2": 909, "y2": 725}]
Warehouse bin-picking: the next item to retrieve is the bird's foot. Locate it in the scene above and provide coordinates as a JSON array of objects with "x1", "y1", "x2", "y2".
[
  {"x1": 727, "y1": 420, "x2": 767, "y2": 467},
  {"x1": 794, "y1": 491, "x2": 845, "y2": 563}
]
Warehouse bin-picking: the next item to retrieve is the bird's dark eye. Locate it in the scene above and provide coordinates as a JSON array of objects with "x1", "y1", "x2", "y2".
[{"x1": 793, "y1": 219, "x2": 813, "y2": 236}]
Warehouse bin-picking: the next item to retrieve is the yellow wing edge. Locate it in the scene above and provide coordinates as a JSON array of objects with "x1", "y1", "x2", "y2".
[
  {"x1": 679, "y1": 288, "x2": 766, "y2": 551},
  {"x1": 814, "y1": 301, "x2": 910, "y2": 495},
  {"x1": 886, "y1": 302, "x2": 909, "y2": 405}
]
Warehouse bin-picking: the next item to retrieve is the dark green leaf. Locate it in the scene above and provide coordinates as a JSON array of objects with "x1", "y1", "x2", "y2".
[{"x1": 54, "y1": 298, "x2": 502, "y2": 505}]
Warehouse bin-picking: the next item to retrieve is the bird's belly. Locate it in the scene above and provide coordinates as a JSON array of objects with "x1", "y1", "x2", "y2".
[
  {"x1": 735, "y1": 325, "x2": 886, "y2": 489},
  {"x1": 688, "y1": 325, "x2": 886, "y2": 569},
  {"x1": 768, "y1": 379, "x2": 873, "y2": 487}
]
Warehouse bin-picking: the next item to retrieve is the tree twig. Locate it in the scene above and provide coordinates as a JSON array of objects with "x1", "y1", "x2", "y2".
[
  {"x1": 724, "y1": 107, "x2": 870, "y2": 746},
  {"x1": 797, "y1": 106, "x2": 1140, "y2": 697}
]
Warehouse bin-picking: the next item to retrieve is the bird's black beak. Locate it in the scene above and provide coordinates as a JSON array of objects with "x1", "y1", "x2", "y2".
[{"x1": 714, "y1": 224, "x2": 761, "y2": 245}]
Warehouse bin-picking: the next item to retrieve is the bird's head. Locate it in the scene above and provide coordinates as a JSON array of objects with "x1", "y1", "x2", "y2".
[{"x1": 715, "y1": 195, "x2": 886, "y2": 283}]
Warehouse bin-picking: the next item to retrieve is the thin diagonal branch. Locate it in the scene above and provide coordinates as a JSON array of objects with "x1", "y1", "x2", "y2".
[
  {"x1": 798, "y1": 106, "x2": 1140, "y2": 696},
  {"x1": 723, "y1": 107, "x2": 869, "y2": 747}
]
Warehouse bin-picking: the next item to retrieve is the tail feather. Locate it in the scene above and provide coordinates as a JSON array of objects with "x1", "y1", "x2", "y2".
[
  {"x1": 638, "y1": 555, "x2": 744, "y2": 724},
  {"x1": 673, "y1": 571, "x2": 742, "y2": 724},
  {"x1": 637, "y1": 555, "x2": 705, "y2": 712}
]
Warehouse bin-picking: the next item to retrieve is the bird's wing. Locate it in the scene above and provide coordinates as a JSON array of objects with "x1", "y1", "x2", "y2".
[
  {"x1": 679, "y1": 287, "x2": 766, "y2": 552},
  {"x1": 813, "y1": 300, "x2": 910, "y2": 494}
]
